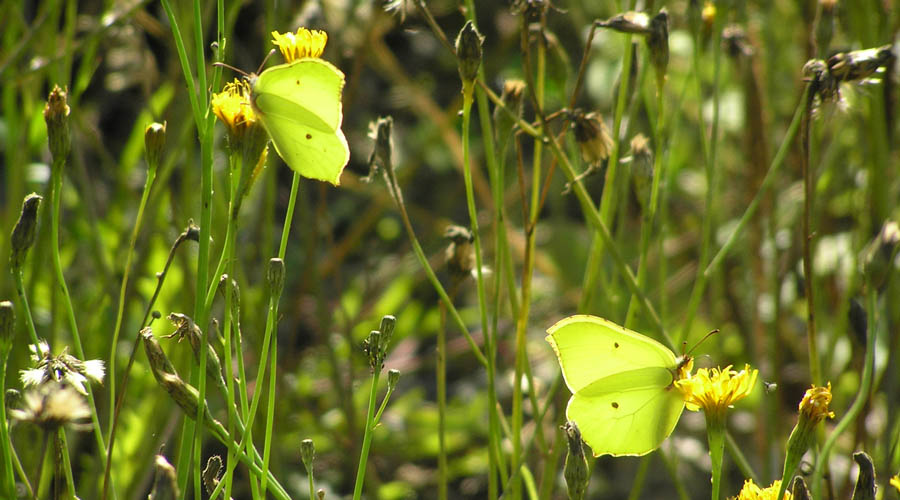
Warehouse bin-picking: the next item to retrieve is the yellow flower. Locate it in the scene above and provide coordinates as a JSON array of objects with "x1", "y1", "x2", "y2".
[
  {"x1": 675, "y1": 363, "x2": 758, "y2": 417},
  {"x1": 211, "y1": 79, "x2": 257, "y2": 139},
  {"x1": 730, "y1": 479, "x2": 790, "y2": 500},
  {"x1": 890, "y1": 474, "x2": 900, "y2": 493},
  {"x1": 271, "y1": 28, "x2": 328, "y2": 63},
  {"x1": 798, "y1": 383, "x2": 835, "y2": 423}
]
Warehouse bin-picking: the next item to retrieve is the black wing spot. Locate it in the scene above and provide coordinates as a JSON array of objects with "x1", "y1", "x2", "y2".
[
  {"x1": 614, "y1": 342, "x2": 620, "y2": 348},
  {"x1": 306, "y1": 133, "x2": 312, "y2": 139},
  {"x1": 611, "y1": 402, "x2": 619, "y2": 409},
  {"x1": 296, "y1": 80, "x2": 301, "y2": 85}
]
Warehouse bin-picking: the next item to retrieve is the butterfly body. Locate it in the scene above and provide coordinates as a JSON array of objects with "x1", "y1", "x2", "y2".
[
  {"x1": 546, "y1": 315, "x2": 691, "y2": 457},
  {"x1": 249, "y1": 58, "x2": 349, "y2": 185}
]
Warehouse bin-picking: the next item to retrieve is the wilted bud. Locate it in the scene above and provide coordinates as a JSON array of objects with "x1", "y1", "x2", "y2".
[
  {"x1": 218, "y1": 274, "x2": 241, "y2": 319},
  {"x1": 456, "y1": 21, "x2": 484, "y2": 86},
  {"x1": 827, "y1": 45, "x2": 894, "y2": 83},
  {"x1": 387, "y1": 369, "x2": 400, "y2": 391},
  {"x1": 625, "y1": 134, "x2": 654, "y2": 209},
  {"x1": 572, "y1": 111, "x2": 613, "y2": 166},
  {"x1": 647, "y1": 9, "x2": 669, "y2": 90},
  {"x1": 596, "y1": 11, "x2": 651, "y2": 34},
  {"x1": 317, "y1": 489, "x2": 326, "y2": 500},
  {"x1": 366, "y1": 116, "x2": 394, "y2": 184},
  {"x1": 149, "y1": 455, "x2": 179, "y2": 500},
  {"x1": 44, "y1": 85, "x2": 71, "y2": 164},
  {"x1": 815, "y1": 0, "x2": 836, "y2": 56},
  {"x1": 494, "y1": 79, "x2": 527, "y2": 138},
  {"x1": 860, "y1": 220, "x2": 899, "y2": 290},
  {"x1": 144, "y1": 122, "x2": 167, "y2": 171},
  {"x1": 300, "y1": 438, "x2": 316, "y2": 473},
  {"x1": 267, "y1": 258, "x2": 285, "y2": 300},
  {"x1": 185, "y1": 220, "x2": 201, "y2": 242},
  {"x1": 851, "y1": 451, "x2": 876, "y2": 500},
  {"x1": 0, "y1": 301, "x2": 14, "y2": 354},
  {"x1": 562, "y1": 421, "x2": 589, "y2": 500},
  {"x1": 165, "y1": 313, "x2": 226, "y2": 393},
  {"x1": 202, "y1": 455, "x2": 223, "y2": 496},
  {"x1": 10, "y1": 193, "x2": 42, "y2": 270},
  {"x1": 792, "y1": 476, "x2": 811, "y2": 500},
  {"x1": 445, "y1": 225, "x2": 475, "y2": 282}
]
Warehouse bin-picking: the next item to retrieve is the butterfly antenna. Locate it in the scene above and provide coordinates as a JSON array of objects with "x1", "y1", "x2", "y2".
[
  {"x1": 256, "y1": 49, "x2": 277, "y2": 74},
  {"x1": 685, "y1": 329, "x2": 720, "y2": 357},
  {"x1": 213, "y1": 61, "x2": 249, "y2": 77}
]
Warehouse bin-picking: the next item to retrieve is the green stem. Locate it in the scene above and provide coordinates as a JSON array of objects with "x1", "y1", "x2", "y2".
[
  {"x1": 352, "y1": 370, "x2": 382, "y2": 500},
  {"x1": 12, "y1": 270, "x2": 40, "y2": 347},
  {"x1": 799, "y1": 81, "x2": 820, "y2": 386},
  {"x1": 0, "y1": 353, "x2": 14, "y2": 498},
  {"x1": 707, "y1": 415, "x2": 727, "y2": 500},
  {"x1": 56, "y1": 429, "x2": 76, "y2": 500},
  {"x1": 48, "y1": 151, "x2": 107, "y2": 471},
  {"x1": 437, "y1": 302, "x2": 448, "y2": 500}
]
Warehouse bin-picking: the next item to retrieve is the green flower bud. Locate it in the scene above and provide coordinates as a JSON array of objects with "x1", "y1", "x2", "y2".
[
  {"x1": 387, "y1": 369, "x2": 400, "y2": 391},
  {"x1": 850, "y1": 452, "x2": 876, "y2": 500},
  {"x1": 44, "y1": 85, "x2": 71, "y2": 165},
  {"x1": 563, "y1": 421, "x2": 589, "y2": 500},
  {"x1": 317, "y1": 489, "x2": 326, "y2": 500},
  {"x1": 10, "y1": 193, "x2": 42, "y2": 270},
  {"x1": 379, "y1": 315, "x2": 396, "y2": 343},
  {"x1": 267, "y1": 258, "x2": 285, "y2": 300},
  {"x1": 144, "y1": 121, "x2": 167, "y2": 171},
  {"x1": 455, "y1": 21, "x2": 484, "y2": 86},
  {"x1": 364, "y1": 330, "x2": 383, "y2": 373},
  {"x1": 0, "y1": 301, "x2": 14, "y2": 354},
  {"x1": 779, "y1": 383, "x2": 834, "y2": 499},
  {"x1": 300, "y1": 438, "x2": 316, "y2": 473}
]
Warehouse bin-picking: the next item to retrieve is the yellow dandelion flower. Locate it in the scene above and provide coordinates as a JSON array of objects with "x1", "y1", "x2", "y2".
[
  {"x1": 890, "y1": 474, "x2": 900, "y2": 493},
  {"x1": 211, "y1": 79, "x2": 257, "y2": 139},
  {"x1": 675, "y1": 363, "x2": 758, "y2": 417},
  {"x1": 271, "y1": 28, "x2": 328, "y2": 63},
  {"x1": 730, "y1": 479, "x2": 790, "y2": 500},
  {"x1": 798, "y1": 383, "x2": 835, "y2": 423}
]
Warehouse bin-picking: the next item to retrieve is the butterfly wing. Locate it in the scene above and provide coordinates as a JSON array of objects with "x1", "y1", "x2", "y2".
[
  {"x1": 545, "y1": 315, "x2": 684, "y2": 457},
  {"x1": 567, "y1": 366, "x2": 685, "y2": 456},
  {"x1": 253, "y1": 59, "x2": 350, "y2": 185}
]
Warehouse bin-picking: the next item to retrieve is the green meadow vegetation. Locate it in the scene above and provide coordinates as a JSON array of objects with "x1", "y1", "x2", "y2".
[{"x1": 1, "y1": 0, "x2": 899, "y2": 499}]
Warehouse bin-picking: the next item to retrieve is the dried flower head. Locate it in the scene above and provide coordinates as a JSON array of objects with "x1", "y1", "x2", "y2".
[
  {"x1": 21, "y1": 341, "x2": 105, "y2": 396},
  {"x1": 730, "y1": 479, "x2": 790, "y2": 500},
  {"x1": 9, "y1": 382, "x2": 91, "y2": 431},
  {"x1": 675, "y1": 364, "x2": 758, "y2": 418},
  {"x1": 271, "y1": 28, "x2": 328, "y2": 63}
]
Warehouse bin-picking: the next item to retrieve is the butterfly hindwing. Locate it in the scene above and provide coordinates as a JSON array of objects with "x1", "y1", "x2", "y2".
[{"x1": 252, "y1": 58, "x2": 350, "y2": 185}]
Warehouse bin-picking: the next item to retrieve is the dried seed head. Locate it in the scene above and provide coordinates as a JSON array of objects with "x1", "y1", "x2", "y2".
[
  {"x1": 9, "y1": 382, "x2": 91, "y2": 432},
  {"x1": 456, "y1": 21, "x2": 484, "y2": 86},
  {"x1": 10, "y1": 193, "x2": 42, "y2": 270}
]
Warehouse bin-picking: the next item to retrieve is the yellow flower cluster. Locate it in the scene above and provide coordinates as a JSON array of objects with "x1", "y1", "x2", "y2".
[
  {"x1": 730, "y1": 479, "x2": 790, "y2": 500},
  {"x1": 211, "y1": 79, "x2": 257, "y2": 138},
  {"x1": 798, "y1": 383, "x2": 835, "y2": 423},
  {"x1": 271, "y1": 28, "x2": 327, "y2": 63},
  {"x1": 890, "y1": 474, "x2": 900, "y2": 493},
  {"x1": 675, "y1": 364, "x2": 758, "y2": 416}
]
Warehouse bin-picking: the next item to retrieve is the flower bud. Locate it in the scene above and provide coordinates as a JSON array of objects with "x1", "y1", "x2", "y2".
[
  {"x1": 300, "y1": 438, "x2": 316, "y2": 473},
  {"x1": 364, "y1": 330, "x2": 383, "y2": 373},
  {"x1": 379, "y1": 315, "x2": 396, "y2": 343},
  {"x1": 267, "y1": 258, "x2": 285, "y2": 301},
  {"x1": 493, "y1": 79, "x2": 526, "y2": 135},
  {"x1": 573, "y1": 111, "x2": 613, "y2": 166},
  {"x1": 317, "y1": 489, "x2": 326, "y2": 500},
  {"x1": 150, "y1": 454, "x2": 180, "y2": 500},
  {"x1": 456, "y1": 21, "x2": 484, "y2": 86},
  {"x1": 701, "y1": 2, "x2": 716, "y2": 47},
  {"x1": 10, "y1": 193, "x2": 42, "y2": 270},
  {"x1": 0, "y1": 301, "x2": 14, "y2": 354},
  {"x1": 44, "y1": 85, "x2": 71, "y2": 165},
  {"x1": 144, "y1": 121, "x2": 167, "y2": 171},
  {"x1": 563, "y1": 421, "x2": 589, "y2": 500},
  {"x1": 781, "y1": 383, "x2": 834, "y2": 494},
  {"x1": 647, "y1": 9, "x2": 669, "y2": 90},
  {"x1": 626, "y1": 134, "x2": 654, "y2": 209},
  {"x1": 445, "y1": 225, "x2": 475, "y2": 282}
]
